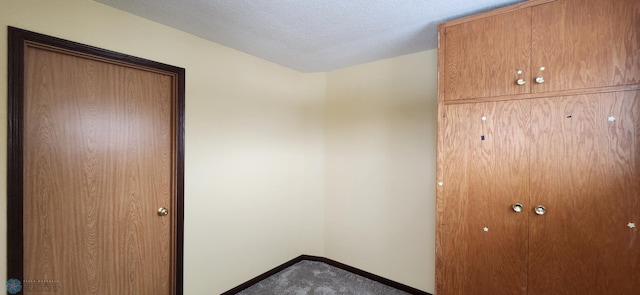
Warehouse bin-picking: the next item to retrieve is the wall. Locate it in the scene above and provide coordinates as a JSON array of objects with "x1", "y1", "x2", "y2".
[
  {"x1": 325, "y1": 50, "x2": 438, "y2": 293},
  {"x1": 0, "y1": 0, "x2": 326, "y2": 293}
]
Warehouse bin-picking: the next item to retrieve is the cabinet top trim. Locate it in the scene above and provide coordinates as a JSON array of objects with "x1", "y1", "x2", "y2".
[{"x1": 439, "y1": 0, "x2": 556, "y2": 28}]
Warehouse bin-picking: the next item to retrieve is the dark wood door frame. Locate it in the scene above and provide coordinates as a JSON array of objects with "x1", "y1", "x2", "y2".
[{"x1": 7, "y1": 27, "x2": 185, "y2": 294}]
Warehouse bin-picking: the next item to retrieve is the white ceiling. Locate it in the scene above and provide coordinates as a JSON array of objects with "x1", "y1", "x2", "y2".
[{"x1": 95, "y1": 0, "x2": 524, "y2": 72}]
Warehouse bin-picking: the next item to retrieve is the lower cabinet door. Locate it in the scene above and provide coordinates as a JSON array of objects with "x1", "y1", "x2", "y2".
[
  {"x1": 438, "y1": 100, "x2": 530, "y2": 294},
  {"x1": 528, "y1": 91, "x2": 640, "y2": 294},
  {"x1": 438, "y1": 92, "x2": 640, "y2": 294}
]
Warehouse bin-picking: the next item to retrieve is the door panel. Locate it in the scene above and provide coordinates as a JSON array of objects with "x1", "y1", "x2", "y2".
[
  {"x1": 531, "y1": 0, "x2": 640, "y2": 93},
  {"x1": 529, "y1": 92, "x2": 640, "y2": 294},
  {"x1": 443, "y1": 8, "x2": 531, "y2": 101},
  {"x1": 439, "y1": 100, "x2": 530, "y2": 294},
  {"x1": 23, "y1": 44, "x2": 173, "y2": 295},
  {"x1": 8, "y1": 28, "x2": 184, "y2": 295},
  {"x1": 439, "y1": 103, "x2": 483, "y2": 294}
]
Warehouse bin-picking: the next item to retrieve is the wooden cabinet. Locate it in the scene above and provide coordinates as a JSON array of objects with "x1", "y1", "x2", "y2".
[
  {"x1": 440, "y1": 0, "x2": 640, "y2": 101},
  {"x1": 437, "y1": 0, "x2": 640, "y2": 294},
  {"x1": 437, "y1": 91, "x2": 640, "y2": 294}
]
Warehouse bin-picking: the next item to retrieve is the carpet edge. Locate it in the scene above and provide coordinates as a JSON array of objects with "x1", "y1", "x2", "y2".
[
  {"x1": 220, "y1": 255, "x2": 307, "y2": 295},
  {"x1": 219, "y1": 254, "x2": 432, "y2": 295}
]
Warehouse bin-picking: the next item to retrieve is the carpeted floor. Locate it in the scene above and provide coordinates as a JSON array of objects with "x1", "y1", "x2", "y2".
[{"x1": 236, "y1": 260, "x2": 412, "y2": 295}]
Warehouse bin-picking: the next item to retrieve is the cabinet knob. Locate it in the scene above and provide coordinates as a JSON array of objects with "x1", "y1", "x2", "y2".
[
  {"x1": 535, "y1": 76, "x2": 545, "y2": 84},
  {"x1": 516, "y1": 78, "x2": 526, "y2": 86},
  {"x1": 534, "y1": 205, "x2": 546, "y2": 215},
  {"x1": 512, "y1": 203, "x2": 524, "y2": 213}
]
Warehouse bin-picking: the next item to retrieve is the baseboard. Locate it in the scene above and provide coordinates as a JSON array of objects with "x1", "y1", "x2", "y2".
[
  {"x1": 220, "y1": 254, "x2": 432, "y2": 295},
  {"x1": 220, "y1": 255, "x2": 307, "y2": 295}
]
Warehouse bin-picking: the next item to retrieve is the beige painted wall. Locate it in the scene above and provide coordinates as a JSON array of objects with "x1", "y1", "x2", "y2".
[
  {"x1": 325, "y1": 50, "x2": 438, "y2": 293},
  {"x1": 0, "y1": 0, "x2": 325, "y2": 293}
]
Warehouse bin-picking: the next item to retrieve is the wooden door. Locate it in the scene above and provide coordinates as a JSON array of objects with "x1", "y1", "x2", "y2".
[
  {"x1": 528, "y1": 92, "x2": 640, "y2": 294},
  {"x1": 441, "y1": 8, "x2": 531, "y2": 101},
  {"x1": 8, "y1": 28, "x2": 184, "y2": 294},
  {"x1": 437, "y1": 100, "x2": 530, "y2": 294},
  {"x1": 531, "y1": 0, "x2": 640, "y2": 93}
]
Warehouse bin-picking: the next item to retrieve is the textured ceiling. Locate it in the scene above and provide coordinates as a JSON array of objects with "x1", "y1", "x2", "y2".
[{"x1": 95, "y1": 0, "x2": 524, "y2": 72}]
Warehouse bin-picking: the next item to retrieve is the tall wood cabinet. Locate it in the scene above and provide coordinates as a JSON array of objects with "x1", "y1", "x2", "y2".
[{"x1": 436, "y1": 0, "x2": 640, "y2": 294}]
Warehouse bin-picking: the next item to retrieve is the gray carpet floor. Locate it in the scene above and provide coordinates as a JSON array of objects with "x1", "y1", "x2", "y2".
[{"x1": 236, "y1": 260, "x2": 412, "y2": 295}]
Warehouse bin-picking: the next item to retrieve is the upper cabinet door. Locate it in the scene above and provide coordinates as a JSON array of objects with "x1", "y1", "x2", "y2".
[
  {"x1": 531, "y1": 0, "x2": 640, "y2": 93},
  {"x1": 442, "y1": 8, "x2": 532, "y2": 101}
]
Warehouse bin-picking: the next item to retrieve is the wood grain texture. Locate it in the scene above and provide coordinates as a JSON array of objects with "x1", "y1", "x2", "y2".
[
  {"x1": 439, "y1": 103, "x2": 480, "y2": 294},
  {"x1": 443, "y1": 8, "x2": 531, "y2": 101},
  {"x1": 23, "y1": 45, "x2": 174, "y2": 294},
  {"x1": 477, "y1": 100, "x2": 530, "y2": 295},
  {"x1": 440, "y1": 0, "x2": 639, "y2": 102},
  {"x1": 437, "y1": 100, "x2": 530, "y2": 294},
  {"x1": 532, "y1": 0, "x2": 640, "y2": 93},
  {"x1": 434, "y1": 101, "x2": 445, "y2": 291},
  {"x1": 440, "y1": 84, "x2": 640, "y2": 105},
  {"x1": 528, "y1": 91, "x2": 640, "y2": 294}
]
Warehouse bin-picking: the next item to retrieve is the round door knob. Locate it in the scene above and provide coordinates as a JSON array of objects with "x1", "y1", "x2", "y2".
[
  {"x1": 157, "y1": 207, "x2": 169, "y2": 216},
  {"x1": 534, "y1": 205, "x2": 546, "y2": 215},
  {"x1": 516, "y1": 78, "x2": 526, "y2": 86},
  {"x1": 512, "y1": 203, "x2": 523, "y2": 213},
  {"x1": 535, "y1": 76, "x2": 545, "y2": 84}
]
